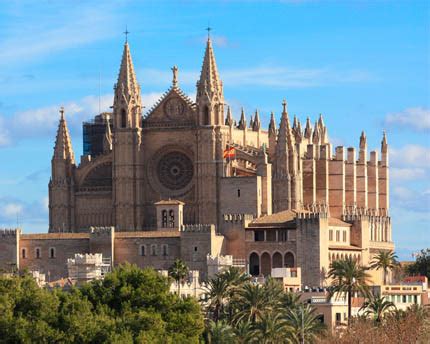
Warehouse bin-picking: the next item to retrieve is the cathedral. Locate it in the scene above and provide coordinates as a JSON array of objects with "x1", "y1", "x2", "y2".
[{"x1": 0, "y1": 36, "x2": 394, "y2": 287}]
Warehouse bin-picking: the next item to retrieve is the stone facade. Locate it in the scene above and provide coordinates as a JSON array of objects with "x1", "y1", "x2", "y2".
[{"x1": 0, "y1": 36, "x2": 394, "y2": 286}]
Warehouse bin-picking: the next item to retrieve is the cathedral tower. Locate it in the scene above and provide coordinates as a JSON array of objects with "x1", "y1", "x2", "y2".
[
  {"x1": 112, "y1": 41, "x2": 144, "y2": 230},
  {"x1": 49, "y1": 108, "x2": 75, "y2": 232}
]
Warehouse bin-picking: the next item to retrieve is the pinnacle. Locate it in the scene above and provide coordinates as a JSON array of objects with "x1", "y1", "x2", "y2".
[
  {"x1": 269, "y1": 112, "x2": 276, "y2": 135},
  {"x1": 360, "y1": 131, "x2": 367, "y2": 149},
  {"x1": 53, "y1": 108, "x2": 75, "y2": 163},
  {"x1": 238, "y1": 107, "x2": 246, "y2": 129},
  {"x1": 225, "y1": 106, "x2": 234, "y2": 126},
  {"x1": 116, "y1": 41, "x2": 140, "y2": 100},
  {"x1": 198, "y1": 38, "x2": 222, "y2": 97}
]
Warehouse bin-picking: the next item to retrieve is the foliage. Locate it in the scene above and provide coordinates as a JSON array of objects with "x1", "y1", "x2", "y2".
[
  {"x1": 359, "y1": 295, "x2": 396, "y2": 323},
  {"x1": 168, "y1": 258, "x2": 189, "y2": 295},
  {"x1": 202, "y1": 268, "x2": 325, "y2": 344},
  {"x1": 406, "y1": 248, "x2": 430, "y2": 279},
  {"x1": 0, "y1": 264, "x2": 204, "y2": 343},
  {"x1": 327, "y1": 257, "x2": 371, "y2": 323},
  {"x1": 370, "y1": 250, "x2": 399, "y2": 284}
]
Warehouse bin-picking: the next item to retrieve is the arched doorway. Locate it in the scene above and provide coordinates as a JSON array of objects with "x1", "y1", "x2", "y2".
[
  {"x1": 272, "y1": 252, "x2": 283, "y2": 268},
  {"x1": 284, "y1": 252, "x2": 295, "y2": 268},
  {"x1": 261, "y1": 252, "x2": 271, "y2": 276},
  {"x1": 249, "y1": 252, "x2": 260, "y2": 276}
]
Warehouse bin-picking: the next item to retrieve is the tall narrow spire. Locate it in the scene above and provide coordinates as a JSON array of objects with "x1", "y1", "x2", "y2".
[
  {"x1": 225, "y1": 106, "x2": 234, "y2": 126},
  {"x1": 238, "y1": 108, "x2": 247, "y2": 129},
  {"x1": 198, "y1": 37, "x2": 222, "y2": 97},
  {"x1": 304, "y1": 117, "x2": 312, "y2": 139},
  {"x1": 360, "y1": 131, "x2": 367, "y2": 150},
  {"x1": 381, "y1": 130, "x2": 388, "y2": 153},
  {"x1": 269, "y1": 111, "x2": 276, "y2": 135},
  {"x1": 312, "y1": 120, "x2": 320, "y2": 144},
  {"x1": 53, "y1": 107, "x2": 75, "y2": 163},
  {"x1": 278, "y1": 100, "x2": 293, "y2": 150},
  {"x1": 116, "y1": 42, "x2": 140, "y2": 100},
  {"x1": 253, "y1": 110, "x2": 261, "y2": 131},
  {"x1": 249, "y1": 114, "x2": 254, "y2": 129}
]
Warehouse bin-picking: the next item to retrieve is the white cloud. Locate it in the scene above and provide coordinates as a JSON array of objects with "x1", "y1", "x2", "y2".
[
  {"x1": 391, "y1": 144, "x2": 430, "y2": 168},
  {"x1": 0, "y1": 92, "x2": 166, "y2": 146},
  {"x1": 384, "y1": 107, "x2": 430, "y2": 132},
  {"x1": 391, "y1": 168, "x2": 426, "y2": 181},
  {"x1": 0, "y1": 3, "x2": 120, "y2": 67},
  {"x1": 140, "y1": 65, "x2": 375, "y2": 90},
  {"x1": 1, "y1": 203, "x2": 23, "y2": 218}
]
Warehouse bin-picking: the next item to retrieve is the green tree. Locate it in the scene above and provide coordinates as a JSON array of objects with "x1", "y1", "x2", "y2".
[
  {"x1": 406, "y1": 248, "x2": 430, "y2": 279},
  {"x1": 370, "y1": 250, "x2": 399, "y2": 285},
  {"x1": 233, "y1": 321, "x2": 257, "y2": 344},
  {"x1": 253, "y1": 312, "x2": 291, "y2": 344},
  {"x1": 168, "y1": 259, "x2": 189, "y2": 295},
  {"x1": 204, "y1": 275, "x2": 230, "y2": 322},
  {"x1": 206, "y1": 320, "x2": 236, "y2": 344},
  {"x1": 284, "y1": 304, "x2": 325, "y2": 344},
  {"x1": 233, "y1": 283, "x2": 270, "y2": 324},
  {"x1": 327, "y1": 257, "x2": 371, "y2": 324},
  {"x1": 359, "y1": 295, "x2": 396, "y2": 323}
]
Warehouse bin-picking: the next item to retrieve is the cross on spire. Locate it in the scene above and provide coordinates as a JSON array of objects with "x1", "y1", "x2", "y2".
[
  {"x1": 123, "y1": 26, "x2": 130, "y2": 43},
  {"x1": 206, "y1": 25, "x2": 212, "y2": 39}
]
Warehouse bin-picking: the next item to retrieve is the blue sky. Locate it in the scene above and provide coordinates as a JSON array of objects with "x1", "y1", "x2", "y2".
[{"x1": 0, "y1": 0, "x2": 428, "y2": 260}]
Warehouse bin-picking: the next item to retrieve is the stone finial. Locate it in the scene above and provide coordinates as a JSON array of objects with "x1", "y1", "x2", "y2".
[
  {"x1": 238, "y1": 107, "x2": 246, "y2": 129},
  {"x1": 225, "y1": 106, "x2": 234, "y2": 126},
  {"x1": 293, "y1": 115, "x2": 298, "y2": 130},
  {"x1": 304, "y1": 117, "x2": 312, "y2": 139},
  {"x1": 171, "y1": 65, "x2": 179, "y2": 87},
  {"x1": 268, "y1": 111, "x2": 276, "y2": 136},
  {"x1": 312, "y1": 121, "x2": 320, "y2": 144},
  {"x1": 253, "y1": 109, "x2": 261, "y2": 131},
  {"x1": 318, "y1": 113, "x2": 325, "y2": 130},
  {"x1": 381, "y1": 130, "x2": 388, "y2": 153},
  {"x1": 360, "y1": 131, "x2": 367, "y2": 150},
  {"x1": 249, "y1": 114, "x2": 254, "y2": 129},
  {"x1": 282, "y1": 99, "x2": 287, "y2": 114}
]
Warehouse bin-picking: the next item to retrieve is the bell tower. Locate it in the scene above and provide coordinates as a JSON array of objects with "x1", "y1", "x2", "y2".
[{"x1": 112, "y1": 39, "x2": 144, "y2": 230}]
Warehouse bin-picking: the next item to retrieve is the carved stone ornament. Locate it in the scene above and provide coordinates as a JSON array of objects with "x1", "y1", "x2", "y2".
[
  {"x1": 164, "y1": 97, "x2": 185, "y2": 119},
  {"x1": 157, "y1": 151, "x2": 193, "y2": 190}
]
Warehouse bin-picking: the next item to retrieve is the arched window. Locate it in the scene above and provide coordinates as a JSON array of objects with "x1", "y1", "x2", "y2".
[
  {"x1": 284, "y1": 252, "x2": 295, "y2": 268},
  {"x1": 249, "y1": 252, "x2": 260, "y2": 276},
  {"x1": 162, "y1": 210, "x2": 168, "y2": 228},
  {"x1": 49, "y1": 247, "x2": 56, "y2": 259},
  {"x1": 151, "y1": 244, "x2": 157, "y2": 256},
  {"x1": 139, "y1": 245, "x2": 145, "y2": 256},
  {"x1": 121, "y1": 109, "x2": 127, "y2": 128},
  {"x1": 272, "y1": 252, "x2": 283, "y2": 268},
  {"x1": 261, "y1": 252, "x2": 271, "y2": 276},
  {"x1": 21, "y1": 248, "x2": 26, "y2": 259},
  {"x1": 204, "y1": 106, "x2": 210, "y2": 125},
  {"x1": 35, "y1": 247, "x2": 41, "y2": 259},
  {"x1": 169, "y1": 210, "x2": 175, "y2": 228}
]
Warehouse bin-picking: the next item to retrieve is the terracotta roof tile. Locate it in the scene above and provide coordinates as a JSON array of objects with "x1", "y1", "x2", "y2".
[
  {"x1": 154, "y1": 199, "x2": 185, "y2": 205},
  {"x1": 251, "y1": 210, "x2": 298, "y2": 225}
]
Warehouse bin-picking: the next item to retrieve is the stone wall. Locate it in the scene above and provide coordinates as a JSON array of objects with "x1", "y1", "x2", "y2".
[{"x1": 0, "y1": 229, "x2": 20, "y2": 272}]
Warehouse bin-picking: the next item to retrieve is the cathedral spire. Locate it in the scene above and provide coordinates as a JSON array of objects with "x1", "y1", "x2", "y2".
[
  {"x1": 116, "y1": 41, "x2": 140, "y2": 101},
  {"x1": 225, "y1": 106, "x2": 234, "y2": 126},
  {"x1": 253, "y1": 109, "x2": 261, "y2": 131},
  {"x1": 278, "y1": 100, "x2": 293, "y2": 150},
  {"x1": 312, "y1": 120, "x2": 320, "y2": 144},
  {"x1": 269, "y1": 111, "x2": 276, "y2": 135},
  {"x1": 53, "y1": 107, "x2": 75, "y2": 163},
  {"x1": 249, "y1": 114, "x2": 254, "y2": 129},
  {"x1": 304, "y1": 117, "x2": 312, "y2": 140},
  {"x1": 198, "y1": 37, "x2": 222, "y2": 98},
  {"x1": 238, "y1": 107, "x2": 247, "y2": 129}
]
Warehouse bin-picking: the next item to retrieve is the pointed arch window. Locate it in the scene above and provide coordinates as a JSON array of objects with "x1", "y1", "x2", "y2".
[
  {"x1": 162, "y1": 210, "x2": 168, "y2": 228},
  {"x1": 169, "y1": 210, "x2": 175, "y2": 228},
  {"x1": 204, "y1": 106, "x2": 210, "y2": 125},
  {"x1": 121, "y1": 109, "x2": 127, "y2": 128}
]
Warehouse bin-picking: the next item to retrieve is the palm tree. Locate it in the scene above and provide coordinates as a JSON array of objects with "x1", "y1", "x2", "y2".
[
  {"x1": 233, "y1": 283, "x2": 270, "y2": 324},
  {"x1": 168, "y1": 259, "x2": 188, "y2": 295},
  {"x1": 233, "y1": 321, "x2": 257, "y2": 344},
  {"x1": 206, "y1": 320, "x2": 236, "y2": 344},
  {"x1": 253, "y1": 312, "x2": 292, "y2": 344},
  {"x1": 204, "y1": 275, "x2": 230, "y2": 322},
  {"x1": 359, "y1": 295, "x2": 396, "y2": 323},
  {"x1": 370, "y1": 250, "x2": 399, "y2": 285},
  {"x1": 327, "y1": 257, "x2": 371, "y2": 324},
  {"x1": 284, "y1": 304, "x2": 325, "y2": 344},
  {"x1": 280, "y1": 291, "x2": 302, "y2": 312}
]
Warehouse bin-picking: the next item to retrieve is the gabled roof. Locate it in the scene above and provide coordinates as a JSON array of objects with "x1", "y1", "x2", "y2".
[
  {"x1": 250, "y1": 209, "x2": 298, "y2": 227},
  {"x1": 144, "y1": 85, "x2": 195, "y2": 120}
]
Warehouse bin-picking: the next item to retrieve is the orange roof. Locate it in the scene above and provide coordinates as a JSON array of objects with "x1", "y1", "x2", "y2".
[
  {"x1": 154, "y1": 199, "x2": 185, "y2": 205},
  {"x1": 116, "y1": 230, "x2": 180, "y2": 238},
  {"x1": 403, "y1": 276, "x2": 427, "y2": 283},
  {"x1": 250, "y1": 210, "x2": 298, "y2": 225},
  {"x1": 328, "y1": 218, "x2": 352, "y2": 227}
]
